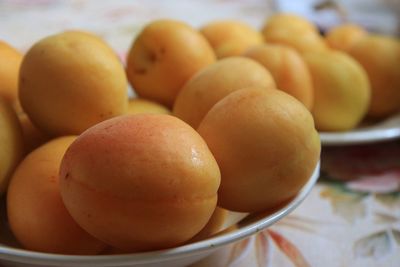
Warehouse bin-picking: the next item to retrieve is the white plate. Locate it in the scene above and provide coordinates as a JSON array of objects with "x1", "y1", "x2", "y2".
[
  {"x1": 319, "y1": 112, "x2": 400, "y2": 146},
  {"x1": 0, "y1": 163, "x2": 320, "y2": 267}
]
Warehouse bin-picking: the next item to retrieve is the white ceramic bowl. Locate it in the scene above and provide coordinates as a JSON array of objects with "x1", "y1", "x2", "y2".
[
  {"x1": 0, "y1": 162, "x2": 320, "y2": 267},
  {"x1": 320, "y1": 112, "x2": 400, "y2": 146}
]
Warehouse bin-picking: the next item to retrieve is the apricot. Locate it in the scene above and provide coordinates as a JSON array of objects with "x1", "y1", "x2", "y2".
[
  {"x1": 261, "y1": 13, "x2": 327, "y2": 54},
  {"x1": 173, "y1": 57, "x2": 276, "y2": 128},
  {"x1": 0, "y1": 41, "x2": 22, "y2": 105},
  {"x1": 348, "y1": 34, "x2": 400, "y2": 118},
  {"x1": 59, "y1": 114, "x2": 221, "y2": 251},
  {"x1": 17, "y1": 113, "x2": 49, "y2": 154},
  {"x1": 303, "y1": 50, "x2": 371, "y2": 131},
  {"x1": 0, "y1": 98, "x2": 24, "y2": 195},
  {"x1": 325, "y1": 24, "x2": 367, "y2": 51},
  {"x1": 126, "y1": 19, "x2": 216, "y2": 107},
  {"x1": 19, "y1": 30, "x2": 128, "y2": 136},
  {"x1": 200, "y1": 20, "x2": 263, "y2": 58},
  {"x1": 127, "y1": 98, "x2": 170, "y2": 115},
  {"x1": 7, "y1": 136, "x2": 106, "y2": 254},
  {"x1": 244, "y1": 44, "x2": 314, "y2": 110},
  {"x1": 197, "y1": 87, "x2": 320, "y2": 212}
]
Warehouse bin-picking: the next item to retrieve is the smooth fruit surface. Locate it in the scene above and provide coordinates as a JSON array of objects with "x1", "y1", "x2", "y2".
[
  {"x1": 200, "y1": 20, "x2": 263, "y2": 58},
  {"x1": 19, "y1": 31, "x2": 128, "y2": 136},
  {"x1": 348, "y1": 34, "x2": 400, "y2": 118},
  {"x1": 59, "y1": 114, "x2": 221, "y2": 251},
  {"x1": 127, "y1": 98, "x2": 170, "y2": 115},
  {"x1": 173, "y1": 57, "x2": 276, "y2": 128},
  {"x1": 244, "y1": 44, "x2": 314, "y2": 110},
  {"x1": 325, "y1": 24, "x2": 367, "y2": 52},
  {"x1": 0, "y1": 41, "x2": 22, "y2": 104},
  {"x1": 197, "y1": 87, "x2": 320, "y2": 212},
  {"x1": 0, "y1": 98, "x2": 24, "y2": 195},
  {"x1": 126, "y1": 19, "x2": 216, "y2": 107},
  {"x1": 303, "y1": 50, "x2": 371, "y2": 131}
]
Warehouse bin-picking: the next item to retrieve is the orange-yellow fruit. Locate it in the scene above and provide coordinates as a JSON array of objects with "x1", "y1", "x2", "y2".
[
  {"x1": 17, "y1": 113, "x2": 49, "y2": 154},
  {"x1": 0, "y1": 41, "x2": 22, "y2": 104},
  {"x1": 325, "y1": 24, "x2": 367, "y2": 51},
  {"x1": 126, "y1": 19, "x2": 216, "y2": 107},
  {"x1": 244, "y1": 44, "x2": 314, "y2": 110},
  {"x1": 262, "y1": 13, "x2": 327, "y2": 54},
  {"x1": 127, "y1": 98, "x2": 170, "y2": 115},
  {"x1": 173, "y1": 57, "x2": 276, "y2": 128},
  {"x1": 19, "y1": 31, "x2": 128, "y2": 136},
  {"x1": 348, "y1": 34, "x2": 400, "y2": 118},
  {"x1": 197, "y1": 87, "x2": 320, "y2": 212},
  {"x1": 200, "y1": 20, "x2": 263, "y2": 58},
  {"x1": 303, "y1": 50, "x2": 371, "y2": 131},
  {"x1": 0, "y1": 97, "x2": 24, "y2": 195},
  {"x1": 59, "y1": 114, "x2": 221, "y2": 251},
  {"x1": 7, "y1": 136, "x2": 106, "y2": 254}
]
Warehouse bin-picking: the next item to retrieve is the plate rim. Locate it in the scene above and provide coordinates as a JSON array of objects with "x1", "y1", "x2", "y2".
[{"x1": 319, "y1": 112, "x2": 400, "y2": 146}]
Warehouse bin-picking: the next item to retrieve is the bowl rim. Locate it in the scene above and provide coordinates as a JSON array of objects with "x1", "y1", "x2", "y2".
[{"x1": 0, "y1": 162, "x2": 320, "y2": 266}]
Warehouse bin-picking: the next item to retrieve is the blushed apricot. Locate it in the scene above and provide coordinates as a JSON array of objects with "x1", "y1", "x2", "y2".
[{"x1": 59, "y1": 114, "x2": 220, "y2": 251}]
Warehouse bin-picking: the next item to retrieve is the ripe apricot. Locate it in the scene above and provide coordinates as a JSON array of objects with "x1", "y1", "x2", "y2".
[
  {"x1": 197, "y1": 87, "x2": 320, "y2": 212},
  {"x1": 7, "y1": 136, "x2": 106, "y2": 254},
  {"x1": 126, "y1": 19, "x2": 216, "y2": 107},
  {"x1": 0, "y1": 41, "x2": 22, "y2": 105},
  {"x1": 59, "y1": 114, "x2": 220, "y2": 251},
  {"x1": 173, "y1": 57, "x2": 276, "y2": 128},
  {"x1": 200, "y1": 20, "x2": 263, "y2": 58},
  {"x1": 244, "y1": 44, "x2": 314, "y2": 110},
  {"x1": 0, "y1": 98, "x2": 24, "y2": 194},
  {"x1": 127, "y1": 98, "x2": 170, "y2": 115},
  {"x1": 303, "y1": 50, "x2": 371, "y2": 131},
  {"x1": 261, "y1": 13, "x2": 327, "y2": 54},
  {"x1": 325, "y1": 24, "x2": 367, "y2": 51},
  {"x1": 19, "y1": 31, "x2": 128, "y2": 136},
  {"x1": 348, "y1": 34, "x2": 400, "y2": 118}
]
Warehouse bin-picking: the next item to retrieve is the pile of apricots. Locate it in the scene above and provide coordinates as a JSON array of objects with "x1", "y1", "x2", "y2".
[{"x1": 0, "y1": 13, "x2": 399, "y2": 255}]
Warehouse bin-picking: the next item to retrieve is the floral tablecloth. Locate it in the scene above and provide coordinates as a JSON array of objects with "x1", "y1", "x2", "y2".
[{"x1": 1, "y1": 1, "x2": 399, "y2": 266}]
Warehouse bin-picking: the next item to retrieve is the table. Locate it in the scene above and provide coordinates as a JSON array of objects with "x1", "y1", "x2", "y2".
[{"x1": 1, "y1": 1, "x2": 399, "y2": 266}]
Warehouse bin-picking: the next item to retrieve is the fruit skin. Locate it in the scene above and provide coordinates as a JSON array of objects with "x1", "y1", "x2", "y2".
[
  {"x1": 59, "y1": 114, "x2": 221, "y2": 251},
  {"x1": 325, "y1": 24, "x2": 367, "y2": 52},
  {"x1": 244, "y1": 44, "x2": 314, "y2": 110},
  {"x1": 18, "y1": 113, "x2": 49, "y2": 154},
  {"x1": 0, "y1": 41, "x2": 22, "y2": 105},
  {"x1": 200, "y1": 20, "x2": 263, "y2": 59},
  {"x1": 7, "y1": 136, "x2": 106, "y2": 254},
  {"x1": 126, "y1": 19, "x2": 216, "y2": 107},
  {"x1": 0, "y1": 97, "x2": 24, "y2": 195},
  {"x1": 197, "y1": 87, "x2": 320, "y2": 212},
  {"x1": 173, "y1": 57, "x2": 276, "y2": 128},
  {"x1": 261, "y1": 13, "x2": 327, "y2": 54},
  {"x1": 348, "y1": 34, "x2": 400, "y2": 118},
  {"x1": 127, "y1": 98, "x2": 170, "y2": 115},
  {"x1": 303, "y1": 50, "x2": 371, "y2": 131},
  {"x1": 19, "y1": 30, "x2": 128, "y2": 136}
]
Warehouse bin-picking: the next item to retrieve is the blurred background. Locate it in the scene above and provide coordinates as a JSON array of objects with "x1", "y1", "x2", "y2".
[{"x1": 1, "y1": 0, "x2": 399, "y2": 54}]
